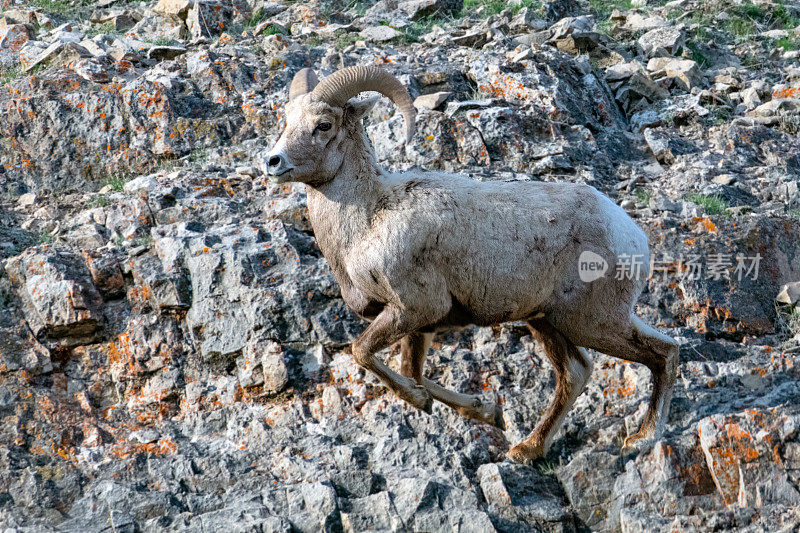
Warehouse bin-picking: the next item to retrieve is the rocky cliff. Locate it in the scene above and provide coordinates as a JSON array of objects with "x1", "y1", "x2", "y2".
[{"x1": 0, "y1": 0, "x2": 799, "y2": 531}]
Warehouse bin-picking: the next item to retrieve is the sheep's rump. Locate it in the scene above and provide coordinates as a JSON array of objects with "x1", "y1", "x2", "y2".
[{"x1": 372, "y1": 172, "x2": 649, "y2": 326}]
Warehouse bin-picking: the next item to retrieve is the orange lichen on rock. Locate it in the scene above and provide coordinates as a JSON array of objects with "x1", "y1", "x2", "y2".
[
  {"x1": 692, "y1": 217, "x2": 717, "y2": 232},
  {"x1": 110, "y1": 438, "x2": 178, "y2": 459},
  {"x1": 772, "y1": 87, "x2": 799, "y2": 99},
  {"x1": 698, "y1": 410, "x2": 791, "y2": 507}
]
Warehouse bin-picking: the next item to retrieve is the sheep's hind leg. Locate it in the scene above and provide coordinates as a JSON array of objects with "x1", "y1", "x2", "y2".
[
  {"x1": 507, "y1": 319, "x2": 593, "y2": 465},
  {"x1": 399, "y1": 332, "x2": 430, "y2": 382},
  {"x1": 351, "y1": 309, "x2": 432, "y2": 413},
  {"x1": 618, "y1": 316, "x2": 679, "y2": 450},
  {"x1": 400, "y1": 332, "x2": 505, "y2": 429},
  {"x1": 571, "y1": 314, "x2": 679, "y2": 451}
]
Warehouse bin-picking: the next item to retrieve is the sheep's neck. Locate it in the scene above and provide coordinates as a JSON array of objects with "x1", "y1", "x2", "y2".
[{"x1": 305, "y1": 138, "x2": 385, "y2": 286}]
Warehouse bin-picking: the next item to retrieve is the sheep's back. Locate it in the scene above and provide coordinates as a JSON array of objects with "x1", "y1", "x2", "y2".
[{"x1": 376, "y1": 173, "x2": 647, "y2": 323}]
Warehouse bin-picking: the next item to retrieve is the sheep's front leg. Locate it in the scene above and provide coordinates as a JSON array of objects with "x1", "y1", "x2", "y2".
[
  {"x1": 351, "y1": 308, "x2": 432, "y2": 413},
  {"x1": 401, "y1": 332, "x2": 505, "y2": 430},
  {"x1": 507, "y1": 319, "x2": 592, "y2": 464}
]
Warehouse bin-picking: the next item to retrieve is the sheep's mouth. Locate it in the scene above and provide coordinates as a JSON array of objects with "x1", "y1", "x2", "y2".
[{"x1": 268, "y1": 167, "x2": 294, "y2": 183}]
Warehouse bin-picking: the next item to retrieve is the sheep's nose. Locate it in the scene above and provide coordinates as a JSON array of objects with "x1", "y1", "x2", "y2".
[{"x1": 267, "y1": 153, "x2": 289, "y2": 175}]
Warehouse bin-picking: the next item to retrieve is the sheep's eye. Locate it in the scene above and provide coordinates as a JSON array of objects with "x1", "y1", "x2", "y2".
[{"x1": 316, "y1": 122, "x2": 332, "y2": 132}]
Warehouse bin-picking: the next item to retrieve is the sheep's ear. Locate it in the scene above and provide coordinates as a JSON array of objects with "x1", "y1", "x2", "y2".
[{"x1": 347, "y1": 95, "x2": 381, "y2": 121}]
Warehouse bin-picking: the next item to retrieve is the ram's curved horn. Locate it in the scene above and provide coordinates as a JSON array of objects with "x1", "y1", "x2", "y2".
[
  {"x1": 310, "y1": 66, "x2": 416, "y2": 143},
  {"x1": 289, "y1": 68, "x2": 319, "y2": 101}
]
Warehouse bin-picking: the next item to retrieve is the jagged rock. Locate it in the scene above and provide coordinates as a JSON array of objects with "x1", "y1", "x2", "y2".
[
  {"x1": 648, "y1": 57, "x2": 704, "y2": 92},
  {"x1": 71, "y1": 57, "x2": 111, "y2": 83},
  {"x1": 237, "y1": 340, "x2": 289, "y2": 393},
  {"x1": 698, "y1": 411, "x2": 800, "y2": 507},
  {"x1": 129, "y1": 252, "x2": 191, "y2": 312},
  {"x1": 82, "y1": 249, "x2": 126, "y2": 298},
  {"x1": 153, "y1": 0, "x2": 193, "y2": 22},
  {"x1": 0, "y1": 9, "x2": 36, "y2": 26},
  {"x1": 123, "y1": 175, "x2": 159, "y2": 193},
  {"x1": 741, "y1": 86, "x2": 762, "y2": 109},
  {"x1": 0, "y1": 320, "x2": 52, "y2": 374},
  {"x1": 643, "y1": 127, "x2": 699, "y2": 164},
  {"x1": 371, "y1": 108, "x2": 490, "y2": 170},
  {"x1": 24, "y1": 41, "x2": 92, "y2": 71},
  {"x1": 147, "y1": 44, "x2": 188, "y2": 61},
  {"x1": 607, "y1": 60, "x2": 670, "y2": 113},
  {"x1": 621, "y1": 12, "x2": 668, "y2": 31},
  {"x1": 340, "y1": 492, "x2": 403, "y2": 532},
  {"x1": 509, "y1": 7, "x2": 547, "y2": 33},
  {"x1": 478, "y1": 462, "x2": 575, "y2": 530},
  {"x1": 452, "y1": 29, "x2": 489, "y2": 47},
  {"x1": 16, "y1": 193, "x2": 36, "y2": 207},
  {"x1": 89, "y1": 8, "x2": 141, "y2": 31},
  {"x1": 186, "y1": 1, "x2": 232, "y2": 40},
  {"x1": 749, "y1": 98, "x2": 800, "y2": 118},
  {"x1": 0, "y1": 23, "x2": 29, "y2": 52},
  {"x1": 149, "y1": 216, "x2": 362, "y2": 358},
  {"x1": 638, "y1": 26, "x2": 685, "y2": 58},
  {"x1": 643, "y1": 128, "x2": 671, "y2": 163},
  {"x1": 776, "y1": 281, "x2": 800, "y2": 305},
  {"x1": 0, "y1": 56, "x2": 279, "y2": 189},
  {"x1": 629, "y1": 93, "x2": 709, "y2": 131},
  {"x1": 548, "y1": 15, "x2": 603, "y2": 54},
  {"x1": 4, "y1": 246, "x2": 103, "y2": 344},
  {"x1": 549, "y1": 15, "x2": 595, "y2": 40},
  {"x1": 413, "y1": 91, "x2": 451, "y2": 110},
  {"x1": 399, "y1": 0, "x2": 463, "y2": 20}
]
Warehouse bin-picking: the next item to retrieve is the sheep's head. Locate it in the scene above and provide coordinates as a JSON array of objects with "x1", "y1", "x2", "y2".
[{"x1": 264, "y1": 66, "x2": 416, "y2": 185}]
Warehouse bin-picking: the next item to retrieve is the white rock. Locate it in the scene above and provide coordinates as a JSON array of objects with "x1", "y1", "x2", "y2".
[
  {"x1": 741, "y1": 87, "x2": 762, "y2": 109},
  {"x1": 25, "y1": 41, "x2": 63, "y2": 71},
  {"x1": 262, "y1": 350, "x2": 289, "y2": 394},
  {"x1": 623, "y1": 13, "x2": 668, "y2": 32},
  {"x1": 776, "y1": 282, "x2": 800, "y2": 305},
  {"x1": 413, "y1": 91, "x2": 452, "y2": 110},
  {"x1": 130, "y1": 428, "x2": 160, "y2": 444},
  {"x1": 17, "y1": 192, "x2": 36, "y2": 207},
  {"x1": 153, "y1": 0, "x2": 192, "y2": 20},
  {"x1": 235, "y1": 165, "x2": 259, "y2": 177},
  {"x1": 0, "y1": 24, "x2": 29, "y2": 52},
  {"x1": 78, "y1": 38, "x2": 108, "y2": 57},
  {"x1": 762, "y1": 29, "x2": 788, "y2": 39},
  {"x1": 360, "y1": 25, "x2": 402, "y2": 42},
  {"x1": 712, "y1": 174, "x2": 736, "y2": 185},
  {"x1": 123, "y1": 175, "x2": 159, "y2": 193},
  {"x1": 647, "y1": 57, "x2": 703, "y2": 91},
  {"x1": 638, "y1": 26, "x2": 685, "y2": 58},
  {"x1": 51, "y1": 30, "x2": 83, "y2": 43}
]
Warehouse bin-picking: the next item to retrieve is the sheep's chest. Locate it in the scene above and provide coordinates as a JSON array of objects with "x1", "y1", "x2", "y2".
[{"x1": 307, "y1": 189, "x2": 385, "y2": 321}]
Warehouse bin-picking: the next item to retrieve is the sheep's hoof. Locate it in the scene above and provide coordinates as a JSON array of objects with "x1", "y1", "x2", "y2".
[
  {"x1": 460, "y1": 400, "x2": 505, "y2": 430},
  {"x1": 491, "y1": 403, "x2": 506, "y2": 431},
  {"x1": 404, "y1": 385, "x2": 433, "y2": 414},
  {"x1": 621, "y1": 430, "x2": 655, "y2": 454},
  {"x1": 506, "y1": 441, "x2": 545, "y2": 465}
]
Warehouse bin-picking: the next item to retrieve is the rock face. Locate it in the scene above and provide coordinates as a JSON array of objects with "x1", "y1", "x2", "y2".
[
  {"x1": 1, "y1": 0, "x2": 800, "y2": 532},
  {"x1": 5, "y1": 247, "x2": 103, "y2": 344}
]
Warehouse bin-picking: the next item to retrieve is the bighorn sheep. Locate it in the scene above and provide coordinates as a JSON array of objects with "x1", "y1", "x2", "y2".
[{"x1": 264, "y1": 66, "x2": 679, "y2": 463}]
